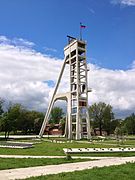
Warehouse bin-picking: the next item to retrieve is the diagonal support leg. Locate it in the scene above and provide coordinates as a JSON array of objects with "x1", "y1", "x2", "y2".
[{"x1": 39, "y1": 59, "x2": 66, "y2": 137}]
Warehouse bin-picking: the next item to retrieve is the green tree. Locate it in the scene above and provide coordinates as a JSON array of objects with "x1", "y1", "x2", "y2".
[
  {"x1": 0, "y1": 104, "x2": 23, "y2": 138},
  {"x1": 17, "y1": 110, "x2": 44, "y2": 135},
  {"x1": 124, "y1": 113, "x2": 135, "y2": 135},
  {"x1": 7, "y1": 104, "x2": 23, "y2": 133},
  {"x1": 0, "y1": 98, "x2": 4, "y2": 116},
  {"x1": 60, "y1": 118, "x2": 66, "y2": 135},
  {"x1": 33, "y1": 112, "x2": 44, "y2": 134},
  {"x1": 102, "y1": 105, "x2": 114, "y2": 135},
  {"x1": 89, "y1": 102, "x2": 114, "y2": 136},
  {"x1": 0, "y1": 103, "x2": 29, "y2": 137},
  {"x1": 17, "y1": 110, "x2": 33, "y2": 134},
  {"x1": 110, "y1": 119, "x2": 121, "y2": 134},
  {"x1": 114, "y1": 121, "x2": 127, "y2": 141},
  {"x1": 50, "y1": 107, "x2": 64, "y2": 124},
  {"x1": 0, "y1": 98, "x2": 4, "y2": 133},
  {"x1": 0, "y1": 112, "x2": 12, "y2": 139}
]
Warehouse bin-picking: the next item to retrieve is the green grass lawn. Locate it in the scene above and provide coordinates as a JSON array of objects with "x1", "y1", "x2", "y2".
[
  {"x1": 0, "y1": 158, "x2": 91, "y2": 170},
  {"x1": 0, "y1": 138, "x2": 134, "y2": 156},
  {"x1": 0, "y1": 141, "x2": 115, "y2": 156},
  {"x1": 98, "y1": 139, "x2": 135, "y2": 145},
  {"x1": 26, "y1": 162, "x2": 135, "y2": 180}
]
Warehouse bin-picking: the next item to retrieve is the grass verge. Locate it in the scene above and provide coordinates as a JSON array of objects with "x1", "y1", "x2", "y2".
[
  {"x1": 26, "y1": 162, "x2": 135, "y2": 180},
  {"x1": 0, "y1": 158, "x2": 91, "y2": 170}
]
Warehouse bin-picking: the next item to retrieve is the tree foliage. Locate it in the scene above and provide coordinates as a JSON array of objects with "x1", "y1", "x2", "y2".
[
  {"x1": 59, "y1": 118, "x2": 66, "y2": 135},
  {"x1": 123, "y1": 113, "x2": 135, "y2": 135},
  {"x1": 0, "y1": 112, "x2": 12, "y2": 139},
  {"x1": 50, "y1": 107, "x2": 64, "y2": 124},
  {"x1": 1, "y1": 98, "x2": 135, "y2": 138},
  {"x1": 0, "y1": 98, "x2": 4, "y2": 116},
  {"x1": 0, "y1": 102, "x2": 44, "y2": 138},
  {"x1": 89, "y1": 102, "x2": 114, "y2": 135}
]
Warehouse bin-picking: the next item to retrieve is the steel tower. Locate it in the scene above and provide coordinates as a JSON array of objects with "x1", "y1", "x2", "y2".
[{"x1": 39, "y1": 36, "x2": 91, "y2": 140}]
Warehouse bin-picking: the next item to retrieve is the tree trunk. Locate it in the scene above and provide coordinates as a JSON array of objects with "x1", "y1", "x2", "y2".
[
  {"x1": 99, "y1": 119, "x2": 102, "y2": 136},
  {"x1": 7, "y1": 131, "x2": 10, "y2": 138},
  {"x1": 5, "y1": 131, "x2": 7, "y2": 140}
]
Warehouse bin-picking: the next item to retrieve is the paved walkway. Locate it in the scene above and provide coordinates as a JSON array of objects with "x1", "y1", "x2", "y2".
[
  {"x1": 0, "y1": 154, "x2": 113, "y2": 159},
  {"x1": 0, "y1": 135, "x2": 62, "y2": 139},
  {"x1": 0, "y1": 157, "x2": 135, "y2": 180}
]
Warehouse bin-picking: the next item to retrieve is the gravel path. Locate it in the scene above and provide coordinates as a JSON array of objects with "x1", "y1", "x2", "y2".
[{"x1": 0, "y1": 157, "x2": 135, "y2": 180}]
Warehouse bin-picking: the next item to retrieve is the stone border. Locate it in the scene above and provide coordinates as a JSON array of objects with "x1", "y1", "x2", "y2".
[{"x1": 63, "y1": 147, "x2": 135, "y2": 154}]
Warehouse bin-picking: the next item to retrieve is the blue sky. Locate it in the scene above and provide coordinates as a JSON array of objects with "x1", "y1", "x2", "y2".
[
  {"x1": 0, "y1": 0, "x2": 135, "y2": 118},
  {"x1": 0, "y1": 0, "x2": 134, "y2": 69}
]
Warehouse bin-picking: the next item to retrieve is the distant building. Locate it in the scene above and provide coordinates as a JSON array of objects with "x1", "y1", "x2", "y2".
[
  {"x1": 92, "y1": 128, "x2": 107, "y2": 136},
  {"x1": 44, "y1": 124, "x2": 62, "y2": 136}
]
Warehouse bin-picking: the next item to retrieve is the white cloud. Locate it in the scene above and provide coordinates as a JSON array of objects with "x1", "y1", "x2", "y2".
[
  {"x1": 131, "y1": 60, "x2": 135, "y2": 68},
  {"x1": 0, "y1": 36, "x2": 11, "y2": 45},
  {"x1": 0, "y1": 36, "x2": 135, "y2": 118},
  {"x1": 0, "y1": 35, "x2": 35, "y2": 48},
  {"x1": 12, "y1": 38, "x2": 35, "y2": 48},
  {"x1": 88, "y1": 64, "x2": 135, "y2": 113},
  {"x1": 44, "y1": 47, "x2": 57, "y2": 53},
  {"x1": 111, "y1": 0, "x2": 135, "y2": 6},
  {"x1": 0, "y1": 36, "x2": 66, "y2": 111}
]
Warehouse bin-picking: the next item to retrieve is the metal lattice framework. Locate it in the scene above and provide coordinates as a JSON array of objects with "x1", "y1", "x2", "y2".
[{"x1": 39, "y1": 36, "x2": 91, "y2": 140}]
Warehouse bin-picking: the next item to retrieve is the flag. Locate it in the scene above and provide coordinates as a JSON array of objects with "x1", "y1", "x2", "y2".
[{"x1": 80, "y1": 23, "x2": 86, "y2": 28}]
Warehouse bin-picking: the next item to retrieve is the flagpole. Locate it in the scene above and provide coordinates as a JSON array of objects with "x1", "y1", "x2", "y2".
[{"x1": 80, "y1": 23, "x2": 82, "y2": 40}]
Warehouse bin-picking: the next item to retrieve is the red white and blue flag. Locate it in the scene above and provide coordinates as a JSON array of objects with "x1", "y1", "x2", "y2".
[{"x1": 80, "y1": 23, "x2": 86, "y2": 28}]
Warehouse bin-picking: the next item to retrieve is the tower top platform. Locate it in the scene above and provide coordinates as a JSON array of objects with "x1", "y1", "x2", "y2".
[{"x1": 65, "y1": 35, "x2": 86, "y2": 50}]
